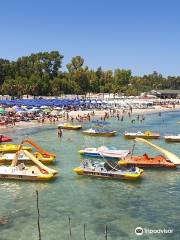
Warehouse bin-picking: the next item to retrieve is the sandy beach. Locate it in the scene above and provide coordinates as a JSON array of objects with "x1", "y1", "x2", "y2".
[{"x1": 68, "y1": 105, "x2": 180, "y2": 117}]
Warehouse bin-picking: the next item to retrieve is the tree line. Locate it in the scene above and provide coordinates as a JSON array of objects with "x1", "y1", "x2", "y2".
[{"x1": 0, "y1": 51, "x2": 179, "y2": 97}]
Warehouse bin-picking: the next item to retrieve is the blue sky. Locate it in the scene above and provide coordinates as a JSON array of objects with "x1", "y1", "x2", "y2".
[{"x1": 0, "y1": 0, "x2": 180, "y2": 76}]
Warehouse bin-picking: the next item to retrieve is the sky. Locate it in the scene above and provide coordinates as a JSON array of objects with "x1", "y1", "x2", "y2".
[{"x1": 0, "y1": 0, "x2": 180, "y2": 76}]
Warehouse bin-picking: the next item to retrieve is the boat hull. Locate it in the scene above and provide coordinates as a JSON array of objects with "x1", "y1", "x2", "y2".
[
  {"x1": 119, "y1": 155, "x2": 176, "y2": 168},
  {"x1": 0, "y1": 153, "x2": 55, "y2": 165},
  {"x1": 79, "y1": 152, "x2": 101, "y2": 158},
  {"x1": 74, "y1": 167, "x2": 143, "y2": 180},
  {"x1": 58, "y1": 124, "x2": 82, "y2": 130},
  {"x1": 0, "y1": 158, "x2": 54, "y2": 165},
  {"x1": 164, "y1": 138, "x2": 180, "y2": 143},
  {"x1": 0, "y1": 144, "x2": 32, "y2": 153},
  {"x1": 119, "y1": 162, "x2": 176, "y2": 168},
  {"x1": 124, "y1": 135, "x2": 160, "y2": 139},
  {"x1": 83, "y1": 131, "x2": 116, "y2": 137},
  {"x1": 0, "y1": 137, "x2": 12, "y2": 143},
  {"x1": 61, "y1": 126, "x2": 82, "y2": 130},
  {"x1": 0, "y1": 173, "x2": 55, "y2": 181}
]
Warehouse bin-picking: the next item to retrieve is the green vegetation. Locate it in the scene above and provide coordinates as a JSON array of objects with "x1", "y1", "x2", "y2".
[{"x1": 0, "y1": 51, "x2": 179, "y2": 97}]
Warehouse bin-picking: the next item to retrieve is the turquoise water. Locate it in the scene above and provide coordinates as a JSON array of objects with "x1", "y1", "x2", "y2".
[{"x1": 0, "y1": 111, "x2": 180, "y2": 240}]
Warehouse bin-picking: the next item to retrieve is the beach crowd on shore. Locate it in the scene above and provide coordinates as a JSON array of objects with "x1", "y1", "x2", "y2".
[{"x1": 0, "y1": 98, "x2": 179, "y2": 129}]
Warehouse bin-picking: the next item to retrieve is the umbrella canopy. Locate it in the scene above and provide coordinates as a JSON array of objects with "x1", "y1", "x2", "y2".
[
  {"x1": 43, "y1": 109, "x2": 51, "y2": 113},
  {"x1": 5, "y1": 107, "x2": 16, "y2": 112},
  {"x1": 0, "y1": 108, "x2": 6, "y2": 114},
  {"x1": 50, "y1": 110, "x2": 59, "y2": 116},
  {"x1": 27, "y1": 109, "x2": 39, "y2": 113},
  {"x1": 40, "y1": 106, "x2": 48, "y2": 109}
]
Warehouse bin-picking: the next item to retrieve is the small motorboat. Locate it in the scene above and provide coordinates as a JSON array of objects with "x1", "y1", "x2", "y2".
[
  {"x1": 74, "y1": 159, "x2": 143, "y2": 180},
  {"x1": 124, "y1": 131, "x2": 160, "y2": 139},
  {"x1": 58, "y1": 123, "x2": 82, "y2": 130},
  {"x1": 79, "y1": 146, "x2": 129, "y2": 159},
  {"x1": 0, "y1": 150, "x2": 58, "y2": 181},
  {"x1": 79, "y1": 147, "x2": 100, "y2": 157},
  {"x1": 119, "y1": 154, "x2": 176, "y2": 168},
  {"x1": 82, "y1": 128, "x2": 117, "y2": 137},
  {"x1": 0, "y1": 144, "x2": 32, "y2": 153},
  {"x1": 164, "y1": 134, "x2": 180, "y2": 142},
  {"x1": 0, "y1": 135, "x2": 12, "y2": 143},
  {"x1": 99, "y1": 147, "x2": 130, "y2": 159}
]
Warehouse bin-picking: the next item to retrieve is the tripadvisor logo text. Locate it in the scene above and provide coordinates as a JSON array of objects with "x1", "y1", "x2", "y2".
[{"x1": 135, "y1": 227, "x2": 173, "y2": 236}]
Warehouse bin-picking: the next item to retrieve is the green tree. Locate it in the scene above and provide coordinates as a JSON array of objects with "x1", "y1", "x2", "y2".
[
  {"x1": 66, "y1": 56, "x2": 90, "y2": 94},
  {"x1": 66, "y1": 56, "x2": 84, "y2": 73}
]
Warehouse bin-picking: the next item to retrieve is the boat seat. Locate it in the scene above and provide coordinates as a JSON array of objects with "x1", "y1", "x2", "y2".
[{"x1": 17, "y1": 163, "x2": 26, "y2": 170}]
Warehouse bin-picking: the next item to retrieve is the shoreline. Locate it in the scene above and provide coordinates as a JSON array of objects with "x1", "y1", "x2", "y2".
[{"x1": 0, "y1": 105, "x2": 180, "y2": 132}]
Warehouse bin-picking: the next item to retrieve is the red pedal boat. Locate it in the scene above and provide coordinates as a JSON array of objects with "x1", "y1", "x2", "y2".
[
  {"x1": 0, "y1": 135, "x2": 13, "y2": 143},
  {"x1": 118, "y1": 154, "x2": 176, "y2": 168}
]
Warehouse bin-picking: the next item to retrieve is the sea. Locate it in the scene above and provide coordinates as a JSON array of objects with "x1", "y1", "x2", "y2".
[{"x1": 0, "y1": 110, "x2": 180, "y2": 240}]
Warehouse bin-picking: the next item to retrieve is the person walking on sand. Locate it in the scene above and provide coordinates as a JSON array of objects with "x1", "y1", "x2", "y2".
[
  {"x1": 12, "y1": 118, "x2": 16, "y2": 126},
  {"x1": 71, "y1": 117, "x2": 74, "y2": 123},
  {"x1": 130, "y1": 106, "x2": 133, "y2": 113},
  {"x1": 87, "y1": 113, "x2": 91, "y2": 121}
]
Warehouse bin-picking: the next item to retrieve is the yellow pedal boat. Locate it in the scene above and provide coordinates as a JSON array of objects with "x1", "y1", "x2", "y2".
[
  {"x1": 0, "y1": 151, "x2": 55, "y2": 165},
  {"x1": 0, "y1": 144, "x2": 32, "y2": 153},
  {"x1": 58, "y1": 123, "x2": 82, "y2": 130},
  {"x1": 124, "y1": 131, "x2": 160, "y2": 139},
  {"x1": 0, "y1": 150, "x2": 58, "y2": 181},
  {"x1": 0, "y1": 138, "x2": 56, "y2": 165},
  {"x1": 82, "y1": 128, "x2": 117, "y2": 137},
  {"x1": 74, "y1": 160, "x2": 143, "y2": 180}
]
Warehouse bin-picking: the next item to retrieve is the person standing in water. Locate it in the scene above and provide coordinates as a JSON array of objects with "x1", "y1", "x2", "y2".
[
  {"x1": 57, "y1": 127, "x2": 62, "y2": 138},
  {"x1": 117, "y1": 113, "x2": 120, "y2": 120}
]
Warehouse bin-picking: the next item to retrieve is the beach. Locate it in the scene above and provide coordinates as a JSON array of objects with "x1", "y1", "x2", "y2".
[{"x1": 0, "y1": 104, "x2": 179, "y2": 130}]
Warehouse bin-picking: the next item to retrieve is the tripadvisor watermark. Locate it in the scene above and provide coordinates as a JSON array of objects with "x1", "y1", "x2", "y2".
[{"x1": 135, "y1": 227, "x2": 173, "y2": 236}]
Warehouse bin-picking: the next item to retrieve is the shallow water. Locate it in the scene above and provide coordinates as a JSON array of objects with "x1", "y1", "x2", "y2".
[{"x1": 0, "y1": 111, "x2": 180, "y2": 240}]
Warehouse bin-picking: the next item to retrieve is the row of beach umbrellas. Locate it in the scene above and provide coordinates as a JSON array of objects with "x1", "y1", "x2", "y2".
[
  {"x1": 0, "y1": 99, "x2": 106, "y2": 108},
  {"x1": 0, "y1": 106, "x2": 62, "y2": 116}
]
